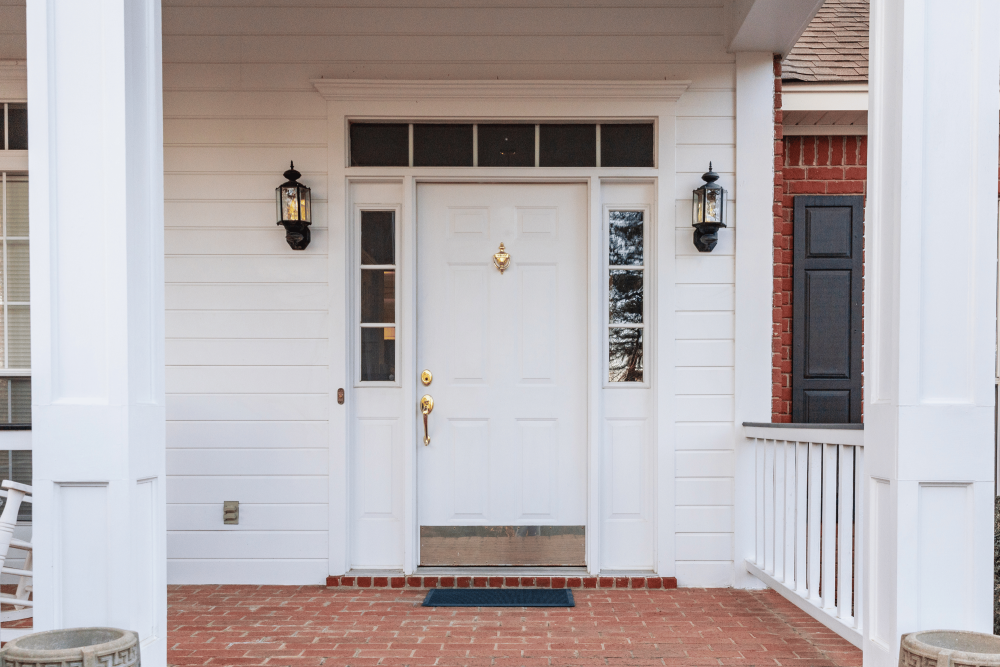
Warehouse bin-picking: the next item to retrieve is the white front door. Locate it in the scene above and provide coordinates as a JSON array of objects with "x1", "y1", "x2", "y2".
[{"x1": 416, "y1": 182, "x2": 588, "y2": 566}]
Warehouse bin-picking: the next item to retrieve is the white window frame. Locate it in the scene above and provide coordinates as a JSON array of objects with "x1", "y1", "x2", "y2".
[
  {"x1": 353, "y1": 203, "x2": 402, "y2": 387},
  {"x1": 604, "y1": 204, "x2": 651, "y2": 388}
]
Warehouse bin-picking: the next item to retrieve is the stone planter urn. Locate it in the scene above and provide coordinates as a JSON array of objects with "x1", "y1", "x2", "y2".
[
  {"x1": 0, "y1": 627, "x2": 139, "y2": 667},
  {"x1": 900, "y1": 630, "x2": 1000, "y2": 667}
]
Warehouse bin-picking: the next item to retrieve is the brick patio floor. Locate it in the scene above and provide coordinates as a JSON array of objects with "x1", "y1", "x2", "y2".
[{"x1": 168, "y1": 585, "x2": 863, "y2": 667}]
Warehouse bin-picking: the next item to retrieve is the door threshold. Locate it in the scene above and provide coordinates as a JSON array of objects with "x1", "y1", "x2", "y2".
[
  {"x1": 326, "y1": 570, "x2": 676, "y2": 589},
  {"x1": 415, "y1": 566, "x2": 589, "y2": 576}
]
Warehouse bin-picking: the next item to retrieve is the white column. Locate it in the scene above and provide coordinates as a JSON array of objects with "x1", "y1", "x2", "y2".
[
  {"x1": 26, "y1": 0, "x2": 166, "y2": 665},
  {"x1": 733, "y1": 51, "x2": 774, "y2": 589},
  {"x1": 865, "y1": 0, "x2": 1000, "y2": 664}
]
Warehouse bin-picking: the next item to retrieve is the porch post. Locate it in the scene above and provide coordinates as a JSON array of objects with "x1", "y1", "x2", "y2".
[
  {"x1": 865, "y1": 0, "x2": 999, "y2": 664},
  {"x1": 26, "y1": 0, "x2": 166, "y2": 665}
]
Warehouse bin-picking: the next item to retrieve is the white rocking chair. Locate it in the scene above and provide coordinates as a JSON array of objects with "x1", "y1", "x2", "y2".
[{"x1": 0, "y1": 480, "x2": 32, "y2": 641}]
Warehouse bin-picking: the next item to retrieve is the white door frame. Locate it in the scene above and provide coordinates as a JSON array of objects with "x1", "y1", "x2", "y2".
[{"x1": 316, "y1": 80, "x2": 689, "y2": 576}]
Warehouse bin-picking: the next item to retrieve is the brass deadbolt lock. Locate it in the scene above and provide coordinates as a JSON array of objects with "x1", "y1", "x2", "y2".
[{"x1": 223, "y1": 500, "x2": 239, "y2": 525}]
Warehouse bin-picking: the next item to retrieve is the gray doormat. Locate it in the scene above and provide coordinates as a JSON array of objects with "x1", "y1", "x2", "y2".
[{"x1": 422, "y1": 588, "x2": 575, "y2": 607}]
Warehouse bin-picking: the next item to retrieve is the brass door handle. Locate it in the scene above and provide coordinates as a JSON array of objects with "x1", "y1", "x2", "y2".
[{"x1": 420, "y1": 394, "x2": 434, "y2": 445}]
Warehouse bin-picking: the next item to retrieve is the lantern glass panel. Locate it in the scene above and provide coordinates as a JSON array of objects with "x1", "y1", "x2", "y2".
[
  {"x1": 281, "y1": 186, "x2": 299, "y2": 221},
  {"x1": 705, "y1": 188, "x2": 722, "y2": 223},
  {"x1": 692, "y1": 190, "x2": 704, "y2": 225},
  {"x1": 299, "y1": 186, "x2": 311, "y2": 223}
]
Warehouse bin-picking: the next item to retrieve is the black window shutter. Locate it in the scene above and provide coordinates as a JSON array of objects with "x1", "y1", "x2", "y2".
[{"x1": 792, "y1": 195, "x2": 864, "y2": 424}]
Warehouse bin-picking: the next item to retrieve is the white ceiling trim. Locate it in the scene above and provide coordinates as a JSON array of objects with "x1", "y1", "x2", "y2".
[
  {"x1": 0, "y1": 61, "x2": 27, "y2": 101},
  {"x1": 783, "y1": 83, "x2": 869, "y2": 112},
  {"x1": 728, "y1": 0, "x2": 825, "y2": 56},
  {"x1": 311, "y1": 79, "x2": 691, "y2": 102}
]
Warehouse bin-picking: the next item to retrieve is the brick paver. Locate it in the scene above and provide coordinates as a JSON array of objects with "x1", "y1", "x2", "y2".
[{"x1": 168, "y1": 585, "x2": 862, "y2": 667}]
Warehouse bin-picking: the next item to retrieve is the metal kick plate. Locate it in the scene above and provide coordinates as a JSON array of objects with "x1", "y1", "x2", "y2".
[{"x1": 419, "y1": 525, "x2": 585, "y2": 566}]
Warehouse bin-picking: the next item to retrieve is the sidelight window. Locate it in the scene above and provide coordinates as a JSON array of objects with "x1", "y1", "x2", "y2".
[
  {"x1": 358, "y1": 210, "x2": 397, "y2": 382},
  {"x1": 607, "y1": 210, "x2": 645, "y2": 382}
]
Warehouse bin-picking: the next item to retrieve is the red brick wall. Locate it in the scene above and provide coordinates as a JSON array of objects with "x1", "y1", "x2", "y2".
[{"x1": 772, "y1": 59, "x2": 868, "y2": 422}]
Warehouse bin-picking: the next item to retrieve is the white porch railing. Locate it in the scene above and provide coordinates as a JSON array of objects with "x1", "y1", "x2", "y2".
[{"x1": 743, "y1": 423, "x2": 864, "y2": 649}]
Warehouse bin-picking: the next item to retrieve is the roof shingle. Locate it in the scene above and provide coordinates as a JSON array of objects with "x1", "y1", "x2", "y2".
[{"x1": 783, "y1": 0, "x2": 868, "y2": 82}]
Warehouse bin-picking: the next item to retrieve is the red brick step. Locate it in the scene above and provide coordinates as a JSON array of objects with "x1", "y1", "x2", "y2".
[{"x1": 326, "y1": 574, "x2": 677, "y2": 589}]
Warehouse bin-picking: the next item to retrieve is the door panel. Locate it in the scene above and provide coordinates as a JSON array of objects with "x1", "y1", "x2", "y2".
[{"x1": 417, "y1": 183, "x2": 587, "y2": 566}]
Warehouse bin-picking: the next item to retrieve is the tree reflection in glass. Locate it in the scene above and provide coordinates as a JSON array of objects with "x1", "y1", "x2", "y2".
[
  {"x1": 609, "y1": 210, "x2": 643, "y2": 266},
  {"x1": 609, "y1": 328, "x2": 643, "y2": 382},
  {"x1": 608, "y1": 210, "x2": 644, "y2": 382}
]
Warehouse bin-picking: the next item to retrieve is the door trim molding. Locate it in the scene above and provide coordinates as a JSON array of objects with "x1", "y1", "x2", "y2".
[
  {"x1": 312, "y1": 79, "x2": 690, "y2": 102},
  {"x1": 329, "y1": 87, "x2": 680, "y2": 580}
]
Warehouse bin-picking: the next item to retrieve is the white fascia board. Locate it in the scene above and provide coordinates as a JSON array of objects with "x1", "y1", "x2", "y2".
[
  {"x1": 728, "y1": 0, "x2": 825, "y2": 56},
  {"x1": 0, "y1": 61, "x2": 27, "y2": 100},
  {"x1": 782, "y1": 83, "x2": 869, "y2": 112}
]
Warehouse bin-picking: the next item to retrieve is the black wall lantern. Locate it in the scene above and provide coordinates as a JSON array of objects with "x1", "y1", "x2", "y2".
[
  {"x1": 692, "y1": 163, "x2": 726, "y2": 252},
  {"x1": 276, "y1": 162, "x2": 312, "y2": 250}
]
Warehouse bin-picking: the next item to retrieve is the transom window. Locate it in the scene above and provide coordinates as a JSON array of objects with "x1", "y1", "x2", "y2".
[
  {"x1": 608, "y1": 210, "x2": 645, "y2": 382},
  {"x1": 350, "y1": 122, "x2": 654, "y2": 168},
  {"x1": 358, "y1": 210, "x2": 397, "y2": 382}
]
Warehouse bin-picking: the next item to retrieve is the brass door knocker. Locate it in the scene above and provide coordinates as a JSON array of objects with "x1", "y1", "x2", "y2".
[{"x1": 493, "y1": 242, "x2": 510, "y2": 274}]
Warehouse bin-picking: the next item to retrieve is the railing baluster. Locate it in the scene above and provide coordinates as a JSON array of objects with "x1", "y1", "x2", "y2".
[
  {"x1": 784, "y1": 441, "x2": 796, "y2": 585},
  {"x1": 821, "y1": 442, "x2": 838, "y2": 611},
  {"x1": 794, "y1": 441, "x2": 808, "y2": 594},
  {"x1": 854, "y1": 445, "x2": 865, "y2": 630},
  {"x1": 764, "y1": 439, "x2": 775, "y2": 574},
  {"x1": 837, "y1": 444, "x2": 855, "y2": 623},
  {"x1": 807, "y1": 441, "x2": 822, "y2": 602},
  {"x1": 756, "y1": 438, "x2": 765, "y2": 566},
  {"x1": 774, "y1": 440, "x2": 786, "y2": 580}
]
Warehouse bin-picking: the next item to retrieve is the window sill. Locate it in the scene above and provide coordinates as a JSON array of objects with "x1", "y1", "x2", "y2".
[{"x1": 0, "y1": 424, "x2": 30, "y2": 431}]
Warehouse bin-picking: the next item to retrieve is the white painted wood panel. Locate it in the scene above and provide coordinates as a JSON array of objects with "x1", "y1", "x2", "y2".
[
  {"x1": 167, "y1": 311, "x2": 329, "y2": 339},
  {"x1": 167, "y1": 421, "x2": 329, "y2": 449},
  {"x1": 676, "y1": 450, "x2": 735, "y2": 477},
  {"x1": 675, "y1": 423, "x2": 735, "y2": 450},
  {"x1": 167, "y1": 366, "x2": 330, "y2": 393},
  {"x1": 165, "y1": 174, "x2": 328, "y2": 202},
  {"x1": 167, "y1": 394, "x2": 329, "y2": 421},
  {"x1": 676, "y1": 312, "x2": 735, "y2": 339},
  {"x1": 168, "y1": 476, "x2": 328, "y2": 504},
  {"x1": 675, "y1": 340, "x2": 734, "y2": 366},
  {"x1": 675, "y1": 533, "x2": 733, "y2": 561},
  {"x1": 675, "y1": 367, "x2": 734, "y2": 395},
  {"x1": 166, "y1": 229, "x2": 329, "y2": 255},
  {"x1": 674, "y1": 395, "x2": 735, "y2": 422},
  {"x1": 167, "y1": 449, "x2": 329, "y2": 476},
  {"x1": 168, "y1": 530, "x2": 328, "y2": 559},
  {"x1": 675, "y1": 284, "x2": 735, "y2": 311},
  {"x1": 166, "y1": 256, "x2": 329, "y2": 283},
  {"x1": 166, "y1": 284, "x2": 328, "y2": 311},
  {"x1": 167, "y1": 559, "x2": 328, "y2": 585},
  {"x1": 163, "y1": 6, "x2": 720, "y2": 36},
  {"x1": 166, "y1": 339, "x2": 328, "y2": 365},
  {"x1": 675, "y1": 479, "x2": 734, "y2": 506},
  {"x1": 166, "y1": 201, "x2": 328, "y2": 229},
  {"x1": 675, "y1": 561, "x2": 733, "y2": 587},
  {"x1": 675, "y1": 506, "x2": 733, "y2": 533},
  {"x1": 167, "y1": 504, "x2": 328, "y2": 531}
]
